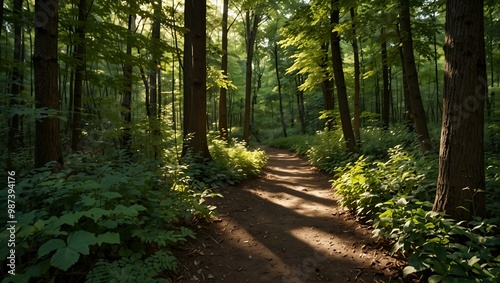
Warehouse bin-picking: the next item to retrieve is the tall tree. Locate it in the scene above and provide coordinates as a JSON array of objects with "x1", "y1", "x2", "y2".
[
  {"x1": 381, "y1": 27, "x2": 390, "y2": 130},
  {"x1": 320, "y1": 43, "x2": 335, "y2": 112},
  {"x1": 273, "y1": 41, "x2": 287, "y2": 137},
  {"x1": 149, "y1": 0, "x2": 161, "y2": 159},
  {"x1": 350, "y1": 7, "x2": 361, "y2": 142},
  {"x1": 433, "y1": 0, "x2": 487, "y2": 221},
  {"x1": 331, "y1": 0, "x2": 356, "y2": 153},
  {"x1": 399, "y1": 0, "x2": 432, "y2": 152},
  {"x1": 218, "y1": 0, "x2": 229, "y2": 140},
  {"x1": 0, "y1": 0, "x2": 3, "y2": 38},
  {"x1": 296, "y1": 74, "x2": 306, "y2": 134},
  {"x1": 71, "y1": 0, "x2": 87, "y2": 152},
  {"x1": 34, "y1": 0, "x2": 63, "y2": 168},
  {"x1": 182, "y1": 0, "x2": 211, "y2": 160},
  {"x1": 8, "y1": 0, "x2": 24, "y2": 157},
  {"x1": 396, "y1": 24, "x2": 414, "y2": 132},
  {"x1": 121, "y1": 11, "x2": 135, "y2": 150},
  {"x1": 242, "y1": 10, "x2": 260, "y2": 145}
]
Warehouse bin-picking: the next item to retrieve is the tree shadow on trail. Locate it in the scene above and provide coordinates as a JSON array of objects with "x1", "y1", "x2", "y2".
[{"x1": 173, "y1": 147, "x2": 402, "y2": 283}]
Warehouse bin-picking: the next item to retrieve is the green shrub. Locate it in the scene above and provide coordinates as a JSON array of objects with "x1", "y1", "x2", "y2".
[
  {"x1": 182, "y1": 138, "x2": 267, "y2": 188},
  {"x1": 306, "y1": 129, "x2": 349, "y2": 172},
  {"x1": 269, "y1": 135, "x2": 318, "y2": 156},
  {"x1": 0, "y1": 141, "x2": 266, "y2": 282},
  {"x1": 333, "y1": 146, "x2": 500, "y2": 282}
]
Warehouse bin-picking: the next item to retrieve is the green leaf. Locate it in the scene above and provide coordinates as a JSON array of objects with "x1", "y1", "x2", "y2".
[
  {"x1": 83, "y1": 207, "x2": 111, "y2": 222},
  {"x1": 100, "y1": 191, "x2": 122, "y2": 199},
  {"x1": 467, "y1": 255, "x2": 480, "y2": 266},
  {"x1": 38, "y1": 239, "x2": 66, "y2": 258},
  {"x1": 403, "y1": 266, "x2": 417, "y2": 277},
  {"x1": 396, "y1": 197, "x2": 408, "y2": 206},
  {"x1": 428, "y1": 275, "x2": 443, "y2": 283},
  {"x1": 449, "y1": 263, "x2": 468, "y2": 276},
  {"x1": 96, "y1": 232, "x2": 120, "y2": 245},
  {"x1": 50, "y1": 247, "x2": 80, "y2": 271},
  {"x1": 407, "y1": 253, "x2": 430, "y2": 272},
  {"x1": 403, "y1": 220, "x2": 414, "y2": 233},
  {"x1": 67, "y1": 230, "x2": 97, "y2": 255},
  {"x1": 33, "y1": 220, "x2": 46, "y2": 231},
  {"x1": 79, "y1": 195, "x2": 97, "y2": 206},
  {"x1": 435, "y1": 245, "x2": 447, "y2": 262},
  {"x1": 56, "y1": 212, "x2": 84, "y2": 226},
  {"x1": 113, "y1": 204, "x2": 146, "y2": 217}
]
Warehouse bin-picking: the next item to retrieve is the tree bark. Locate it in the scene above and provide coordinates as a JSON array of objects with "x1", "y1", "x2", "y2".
[
  {"x1": 34, "y1": 0, "x2": 63, "y2": 168},
  {"x1": 433, "y1": 0, "x2": 487, "y2": 221},
  {"x1": 0, "y1": 0, "x2": 4, "y2": 38},
  {"x1": 149, "y1": 1, "x2": 161, "y2": 159},
  {"x1": 381, "y1": 27, "x2": 390, "y2": 130},
  {"x1": 320, "y1": 43, "x2": 335, "y2": 111},
  {"x1": 320, "y1": 43, "x2": 335, "y2": 130},
  {"x1": 274, "y1": 42, "x2": 287, "y2": 137},
  {"x1": 331, "y1": 0, "x2": 356, "y2": 153},
  {"x1": 350, "y1": 7, "x2": 361, "y2": 143},
  {"x1": 182, "y1": 0, "x2": 211, "y2": 161},
  {"x1": 121, "y1": 12, "x2": 135, "y2": 151},
  {"x1": 218, "y1": 0, "x2": 229, "y2": 140},
  {"x1": 8, "y1": 0, "x2": 24, "y2": 156},
  {"x1": 296, "y1": 75, "x2": 306, "y2": 135},
  {"x1": 397, "y1": 24, "x2": 414, "y2": 132},
  {"x1": 242, "y1": 10, "x2": 260, "y2": 145},
  {"x1": 399, "y1": 0, "x2": 432, "y2": 152},
  {"x1": 71, "y1": 0, "x2": 87, "y2": 152}
]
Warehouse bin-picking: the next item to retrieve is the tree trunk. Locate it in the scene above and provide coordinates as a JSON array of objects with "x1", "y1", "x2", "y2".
[
  {"x1": 149, "y1": 1, "x2": 161, "y2": 159},
  {"x1": 0, "y1": 0, "x2": 3, "y2": 38},
  {"x1": 399, "y1": 0, "x2": 432, "y2": 152},
  {"x1": 296, "y1": 75, "x2": 306, "y2": 135},
  {"x1": 121, "y1": 12, "x2": 135, "y2": 150},
  {"x1": 397, "y1": 24, "x2": 414, "y2": 132},
  {"x1": 350, "y1": 7, "x2": 361, "y2": 143},
  {"x1": 274, "y1": 42, "x2": 287, "y2": 137},
  {"x1": 433, "y1": 0, "x2": 487, "y2": 221},
  {"x1": 488, "y1": 8, "x2": 494, "y2": 88},
  {"x1": 320, "y1": 43, "x2": 335, "y2": 129},
  {"x1": 218, "y1": 0, "x2": 229, "y2": 140},
  {"x1": 182, "y1": 0, "x2": 211, "y2": 161},
  {"x1": 433, "y1": 31, "x2": 442, "y2": 121},
  {"x1": 331, "y1": 0, "x2": 356, "y2": 153},
  {"x1": 71, "y1": 0, "x2": 87, "y2": 152},
  {"x1": 242, "y1": 11, "x2": 260, "y2": 145},
  {"x1": 8, "y1": 0, "x2": 24, "y2": 157},
  {"x1": 34, "y1": 0, "x2": 63, "y2": 168},
  {"x1": 381, "y1": 27, "x2": 390, "y2": 130}
]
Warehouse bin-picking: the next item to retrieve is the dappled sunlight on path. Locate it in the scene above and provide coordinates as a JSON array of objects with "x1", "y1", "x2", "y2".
[{"x1": 173, "y1": 147, "x2": 404, "y2": 282}]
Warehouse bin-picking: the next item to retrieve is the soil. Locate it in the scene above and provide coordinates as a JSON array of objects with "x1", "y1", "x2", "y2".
[{"x1": 172, "y1": 147, "x2": 407, "y2": 283}]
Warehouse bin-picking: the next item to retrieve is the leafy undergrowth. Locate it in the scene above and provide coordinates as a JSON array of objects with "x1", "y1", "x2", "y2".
[
  {"x1": 270, "y1": 125, "x2": 419, "y2": 172},
  {"x1": 333, "y1": 146, "x2": 500, "y2": 282},
  {"x1": 0, "y1": 140, "x2": 267, "y2": 282},
  {"x1": 270, "y1": 126, "x2": 500, "y2": 282}
]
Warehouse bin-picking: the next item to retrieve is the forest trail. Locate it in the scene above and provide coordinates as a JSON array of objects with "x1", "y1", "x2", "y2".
[{"x1": 173, "y1": 147, "x2": 404, "y2": 283}]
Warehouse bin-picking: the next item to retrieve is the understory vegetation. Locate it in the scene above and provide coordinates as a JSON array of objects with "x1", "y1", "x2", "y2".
[
  {"x1": 0, "y1": 138, "x2": 267, "y2": 283},
  {"x1": 270, "y1": 125, "x2": 500, "y2": 282}
]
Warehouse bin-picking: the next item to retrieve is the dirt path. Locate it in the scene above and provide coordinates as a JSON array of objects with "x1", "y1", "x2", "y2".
[{"x1": 173, "y1": 147, "x2": 404, "y2": 282}]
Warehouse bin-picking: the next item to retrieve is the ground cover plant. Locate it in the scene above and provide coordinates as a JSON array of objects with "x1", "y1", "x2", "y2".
[
  {"x1": 0, "y1": 139, "x2": 267, "y2": 282},
  {"x1": 270, "y1": 125, "x2": 500, "y2": 282}
]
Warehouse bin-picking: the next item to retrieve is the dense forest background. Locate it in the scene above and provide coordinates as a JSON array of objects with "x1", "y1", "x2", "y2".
[{"x1": 1, "y1": 0, "x2": 499, "y2": 282}]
